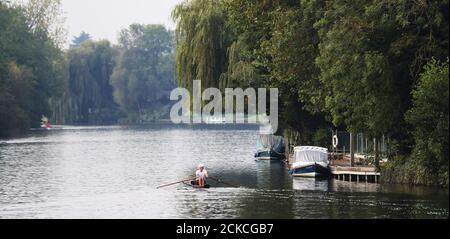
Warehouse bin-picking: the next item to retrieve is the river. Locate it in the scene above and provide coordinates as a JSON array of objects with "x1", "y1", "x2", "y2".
[{"x1": 0, "y1": 125, "x2": 448, "y2": 219}]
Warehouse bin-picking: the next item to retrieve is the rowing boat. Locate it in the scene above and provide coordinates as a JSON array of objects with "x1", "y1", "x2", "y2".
[
  {"x1": 184, "y1": 180, "x2": 210, "y2": 189},
  {"x1": 157, "y1": 176, "x2": 236, "y2": 189}
]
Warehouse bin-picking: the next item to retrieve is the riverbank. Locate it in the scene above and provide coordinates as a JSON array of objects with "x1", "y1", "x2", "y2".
[
  {"x1": 381, "y1": 156, "x2": 449, "y2": 188},
  {"x1": 287, "y1": 151, "x2": 448, "y2": 188}
]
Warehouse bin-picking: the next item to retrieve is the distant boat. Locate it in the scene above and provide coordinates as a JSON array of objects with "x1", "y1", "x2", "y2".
[
  {"x1": 205, "y1": 116, "x2": 226, "y2": 124},
  {"x1": 289, "y1": 146, "x2": 330, "y2": 178},
  {"x1": 254, "y1": 134, "x2": 285, "y2": 160},
  {"x1": 40, "y1": 116, "x2": 52, "y2": 130}
]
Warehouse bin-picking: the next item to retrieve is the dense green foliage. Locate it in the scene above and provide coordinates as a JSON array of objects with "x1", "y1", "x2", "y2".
[
  {"x1": 173, "y1": 0, "x2": 231, "y2": 90},
  {"x1": 111, "y1": 24, "x2": 175, "y2": 123},
  {"x1": 383, "y1": 59, "x2": 449, "y2": 187},
  {"x1": 1, "y1": 0, "x2": 448, "y2": 186},
  {"x1": 406, "y1": 59, "x2": 449, "y2": 178},
  {"x1": 173, "y1": 0, "x2": 449, "y2": 186},
  {"x1": 52, "y1": 40, "x2": 121, "y2": 125},
  {"x1": 53, "y1": 24, "x2": 176, "y2": 125},
  {"x1": 407, "y1": 60, "x2": 448, "y2": 186},
  {"x1": 1, "y1": 1, "x2": 176, "y2": 132},
  {"x1": 0, "y1": 1, "x2": 65, "y2": 136}
]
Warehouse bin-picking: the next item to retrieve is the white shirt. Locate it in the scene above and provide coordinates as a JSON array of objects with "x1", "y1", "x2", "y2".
[{"x1": 196, "y1": 169, "x2": 208, "y2": 179}]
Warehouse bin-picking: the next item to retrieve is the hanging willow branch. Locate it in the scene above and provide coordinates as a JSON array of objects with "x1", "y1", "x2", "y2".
[{"x1": 172, "y1": 0, "x2": 232, "y2": 91}]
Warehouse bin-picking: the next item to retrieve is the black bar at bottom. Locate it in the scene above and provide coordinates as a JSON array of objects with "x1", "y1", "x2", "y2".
[{"x1": 0, "y1": 219, "x2": 446, "y2": 238}]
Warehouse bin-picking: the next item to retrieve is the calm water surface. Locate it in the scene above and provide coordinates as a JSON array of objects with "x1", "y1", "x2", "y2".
[{"x1": 0, "y1": 125, "x2": 448, "y2": 219}]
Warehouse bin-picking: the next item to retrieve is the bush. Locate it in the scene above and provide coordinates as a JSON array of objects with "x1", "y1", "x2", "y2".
[{"x1": 391, "y1": 59, "x2": 449, "y2": 187}]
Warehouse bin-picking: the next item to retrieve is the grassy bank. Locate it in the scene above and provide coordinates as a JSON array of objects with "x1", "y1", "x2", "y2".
[{"x1": 381, "y1": 156, "x2": 449, "y2": 188}]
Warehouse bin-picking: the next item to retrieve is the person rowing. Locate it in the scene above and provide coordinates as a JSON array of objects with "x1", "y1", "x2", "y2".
[{"x1": 195, "y1": 164, "x2": 209, "y2": 188}]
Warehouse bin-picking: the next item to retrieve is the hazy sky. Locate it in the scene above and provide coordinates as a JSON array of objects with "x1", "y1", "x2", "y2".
[{"x1": 62, "y1": 0, "x2": 184, "y2": 45}]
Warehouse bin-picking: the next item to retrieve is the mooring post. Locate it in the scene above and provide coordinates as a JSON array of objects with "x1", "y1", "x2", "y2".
[
  {"x1": 350, "y1": 132, "x2": 355, "y2": 167},
  {"x1": 374, "y1": 138, "x2": 380, "y2": 171}
]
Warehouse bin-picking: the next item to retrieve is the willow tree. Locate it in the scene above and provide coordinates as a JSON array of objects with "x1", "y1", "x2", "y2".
[
  {"x1": 172, "y1": 0, "x2": 231, "y2": 90},
  {"x1": 63, "y1": 40, "x2": 119, "y2": 124}
]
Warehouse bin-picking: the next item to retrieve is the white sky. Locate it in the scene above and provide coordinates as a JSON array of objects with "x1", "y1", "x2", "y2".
[{"x1": 61, "y1": 0, "x2": 184, "y2": 46}]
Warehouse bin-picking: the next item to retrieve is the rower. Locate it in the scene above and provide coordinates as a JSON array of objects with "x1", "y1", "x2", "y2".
[{"x1": 196, "y1": 164, "x2": 208, "y2": 187}]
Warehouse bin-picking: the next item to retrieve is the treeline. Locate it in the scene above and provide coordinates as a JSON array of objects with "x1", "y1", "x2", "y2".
[
  {"x1": 0, "y1": 0, "x2": 65, "y2": 136},
  {"x1": 53, "y1": 24, "x2": 175, "y2": 125},
  {"x1": 172, "y1": 0, "x2": 449, "y2": 186},
  {"x1": 0, "y1": 0, "x2": 175, "y2": 136}
]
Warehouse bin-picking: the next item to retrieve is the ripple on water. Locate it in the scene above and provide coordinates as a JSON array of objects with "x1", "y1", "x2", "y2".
[{"x1": 0, "y1": 125, "x2": 448, "y2": 219}]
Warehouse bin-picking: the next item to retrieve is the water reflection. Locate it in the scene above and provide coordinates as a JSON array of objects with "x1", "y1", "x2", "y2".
[
  {"x1": 255, "y1": 161, "x2": 291, "y2": 189},
  {"x1": 292, "y1": 178, "x2": 328, "y2": 192},
  {"x1": 0, "y1": 125, "x2": 448, "y2": 219},
  {"x1": 328, "y1": 179, "x2": 381, "y2": 193}
]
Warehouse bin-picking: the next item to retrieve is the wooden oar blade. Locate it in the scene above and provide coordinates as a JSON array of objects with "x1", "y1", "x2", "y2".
[{"x1": 157, "y1": 178, "x2": 195, "y2": 189}]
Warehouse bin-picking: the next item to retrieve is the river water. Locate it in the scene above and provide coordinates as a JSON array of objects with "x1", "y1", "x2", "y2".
[{"x1": 0, "y1": 125, "x2": 448, "y2": 219}]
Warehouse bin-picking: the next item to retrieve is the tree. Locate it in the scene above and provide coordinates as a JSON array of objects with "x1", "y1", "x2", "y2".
[
  {"x1": 22, "y1": 0, "x2": 67, "y2": 48},
  {"x1": 0, "y1": 2, "x2": 65, "y2": 136},
  {"x1": 111, "y1": 24, "x2": 175, "y2": 123},
  {"x1": 70, "y1": 31, "x2": 92, "y2": 49},
  {"x1": 405, "y1": 59, "x2": 449, "y2": 186},
  {"x1": 312, "y1": 0, "x2": 449, "y2": 157},
  {"x1": 63, "y1": 40, "x2": 120, "y2": 124},
  {"x1": 172, "y1": 0, "x2": 231, "y2": 90},
  {"x1": 315, "y1": 0, "x2": 397, "y2": 138},
  {"x1": 224, "y1": 0, "x2": 330, "y2": 139}
]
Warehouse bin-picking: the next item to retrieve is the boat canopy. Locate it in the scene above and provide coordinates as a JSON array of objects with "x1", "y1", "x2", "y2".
[
  {"x1": 293, "y1": 146, "x2": 329, "y2": 167},
  {"x1": 256, "y1": 134, "x2": 285, "y2": 154}
]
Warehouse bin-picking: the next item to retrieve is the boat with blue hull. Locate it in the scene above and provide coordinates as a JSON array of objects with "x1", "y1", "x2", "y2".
[
  {"x1": 289, "y1": 162, "x2": 330, "y2": 178},
  {"x1": 289, "y1": 146, "x2": 330, "y2": 178},
  {"x1": 254, "y1": 134, "x2": 285, "y2": 160}
]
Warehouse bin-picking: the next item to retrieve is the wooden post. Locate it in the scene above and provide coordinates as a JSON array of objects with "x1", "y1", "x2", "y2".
[
  {"x1": 365, "y1": 138, "x2": 368, "y2": 153},
  {"x1": 374, "y1": 137, "x2": 380, "y2": 171},
  {"x1": 350, "y1": 132, "x2": 355, "y2": 167}
]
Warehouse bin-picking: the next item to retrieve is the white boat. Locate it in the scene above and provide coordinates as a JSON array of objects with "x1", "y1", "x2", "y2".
[
  {"x1": 289, "y1": 146, "x2": 330, "y2": 178},
  {"x1": 205, "y1": 116, "x2": 225, "y2": 124},
  {"x1": 254, "y1": 134, "x2": 285, "y2": 160}
]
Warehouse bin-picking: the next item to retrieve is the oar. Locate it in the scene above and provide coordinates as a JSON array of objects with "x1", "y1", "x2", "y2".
[
  {"x1": 157, "y1": 177, "x2": 196, "y2": 189},
  {"x1": 209, "y1": 176, "x2": 238, "y2": 188}
]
